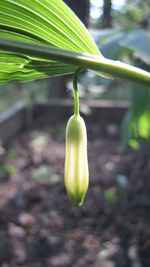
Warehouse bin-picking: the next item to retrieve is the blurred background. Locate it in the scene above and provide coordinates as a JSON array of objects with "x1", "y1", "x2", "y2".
[{"x1": 0, "y1": 1, "x2": 150, "y2": 267}]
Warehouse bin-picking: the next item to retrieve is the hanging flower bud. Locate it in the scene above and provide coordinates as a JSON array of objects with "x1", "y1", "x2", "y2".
[{"x1": 65, "y1": 114, "x2": 89, "y2": 207}]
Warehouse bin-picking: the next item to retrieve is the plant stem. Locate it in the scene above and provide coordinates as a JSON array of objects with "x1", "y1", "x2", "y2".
[
  {"x1": 73, "y1": 69, "x2": 82, "y2": 116},
  {"x1": 0, "y1": 38, "x2": 150, "y2": 86}
]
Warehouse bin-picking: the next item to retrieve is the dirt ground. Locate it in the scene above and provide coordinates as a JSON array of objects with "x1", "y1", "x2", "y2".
[{"x1": 0, "y1": 120, "x2": 150, "y2": 267}]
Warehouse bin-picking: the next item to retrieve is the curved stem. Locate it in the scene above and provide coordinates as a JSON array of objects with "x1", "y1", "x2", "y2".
[
  {"x1": 73, "y1": 68, "x2": 82, "y2": 116},
  {"x1": 0, "y1": 38, "x2": 150, "y2": 86}
]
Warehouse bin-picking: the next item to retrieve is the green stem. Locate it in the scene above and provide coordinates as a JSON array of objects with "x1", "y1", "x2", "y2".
[
  {"x1": 73, "y1": 68, "x2": 82, "y2": 116},
  {"x1": 0, "y1": 38, "x2": 150, "y2": 86}
]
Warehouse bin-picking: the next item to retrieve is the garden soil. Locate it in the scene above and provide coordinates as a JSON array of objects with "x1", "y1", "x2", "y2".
[{"x1": 0, "y1": 121, "x2": 150, "y2": 267}]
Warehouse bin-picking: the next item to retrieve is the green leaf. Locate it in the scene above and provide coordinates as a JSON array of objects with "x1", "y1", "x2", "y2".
[
  {"x1": 0, "y1": 0, "x2": 101, "y2": 84},
  {"x1": 120, "y1": 30, "x2": 150, "y2": 64},
  {"x1": 121, "y1": 91, "x2": 150, "y2": 148},
  {"x1": 100, "y1": 31, "x2": 127, "y2": 60},
  {"x1": 129, "y1": 139, "x2": 139, "y2": 149},
  {"x1": 138, "y1": 111, "x2": 150, "y2": 139},
  {"x1": 0, "y1": 50, "x2": 76, "y2": 83},
  {"x1": 131, "y1": 84, "x2": 150, "y2": 115}
]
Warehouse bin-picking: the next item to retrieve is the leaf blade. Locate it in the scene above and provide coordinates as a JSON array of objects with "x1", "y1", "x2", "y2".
[{"x1": 0, "y1": 0, "x2": 102, "y2": 84}]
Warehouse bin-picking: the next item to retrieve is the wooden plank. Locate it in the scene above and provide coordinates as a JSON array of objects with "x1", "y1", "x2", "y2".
[
  {"x1": 0, "y1": 99, "x2": 129, "y2": 145},
  {"x1": 33, "y1": 99, "x2": 129, "y2": 124},
  {"x1": 0, "y1": 102, "x2": 27, "y2": 145}
]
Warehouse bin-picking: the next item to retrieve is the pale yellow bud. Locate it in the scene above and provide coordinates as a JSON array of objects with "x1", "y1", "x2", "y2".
[{"x1": 65, "y1": 114, "x2": 89, "y2": 207}]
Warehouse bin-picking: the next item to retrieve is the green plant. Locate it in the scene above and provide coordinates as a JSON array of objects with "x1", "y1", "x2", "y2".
[
  {"x1": 0, "y1": 0, "x2": 150, "y2": 85},
  {"x1": 0, "y1": 0, "x2": 150, "y2": 205},
  {"x1": 92, "y1": 29, "x2": 150, "y2": 148}
]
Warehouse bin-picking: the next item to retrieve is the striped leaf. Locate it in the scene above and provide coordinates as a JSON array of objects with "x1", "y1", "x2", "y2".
[{"x1": 0, "y1": 0, "x2": 102, "y2": 84}]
